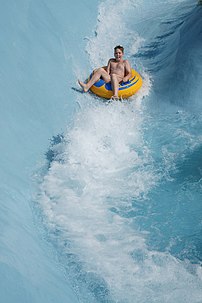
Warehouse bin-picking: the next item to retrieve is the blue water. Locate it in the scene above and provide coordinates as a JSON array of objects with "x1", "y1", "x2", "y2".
[{"x1": 1, "y1": 0, "x2": 202, "y2": 302}]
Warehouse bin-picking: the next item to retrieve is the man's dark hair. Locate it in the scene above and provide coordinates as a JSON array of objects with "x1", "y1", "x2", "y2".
[{"x1": 114, "y1": 45, "x2": 124, "y2": 53}]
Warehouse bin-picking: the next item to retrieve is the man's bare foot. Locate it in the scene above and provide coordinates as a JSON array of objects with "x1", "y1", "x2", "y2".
[
  {"x1": 78, "y1": 80, "x2": 89, "y2": 92},
  {"x1": 111, "y1": 95, "x2": 119, "y2": 100}
]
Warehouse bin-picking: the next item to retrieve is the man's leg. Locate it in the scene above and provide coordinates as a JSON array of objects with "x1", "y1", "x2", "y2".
[
  {"x1": 110, "y1": 74, "x2": 122, "y2": 98},
  {"x1": 78, "y1": 68, "x2": 110, "y2": 92}
]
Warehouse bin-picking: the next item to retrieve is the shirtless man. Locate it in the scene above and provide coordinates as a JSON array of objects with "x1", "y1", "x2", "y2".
[{"x1": 78, "y1": 45, "x2": 132, "y2": 99}]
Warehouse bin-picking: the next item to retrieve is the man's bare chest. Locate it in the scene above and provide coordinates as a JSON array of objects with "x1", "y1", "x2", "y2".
[{"x1": 110, "y1": 61, "x2": 125, "y2": 71}]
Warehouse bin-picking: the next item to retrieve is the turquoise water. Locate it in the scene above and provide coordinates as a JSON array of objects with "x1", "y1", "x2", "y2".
[{"x1": 1, "y1": 0, "x2": 202, "y2": 302}]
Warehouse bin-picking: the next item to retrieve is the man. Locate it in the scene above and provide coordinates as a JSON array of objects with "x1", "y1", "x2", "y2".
[{"x1": 78, "y1": 45, "x2": 132, "y2": 99}]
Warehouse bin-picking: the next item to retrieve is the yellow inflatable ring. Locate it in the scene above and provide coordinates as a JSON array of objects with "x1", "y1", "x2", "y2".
[{"x1": 89, "y1": 68, "x2": 142, "y2": 99}]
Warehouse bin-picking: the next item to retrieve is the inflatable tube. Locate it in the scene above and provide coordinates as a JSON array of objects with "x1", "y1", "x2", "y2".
[{"x1": 89, "y1": 68, "x2": 142, "y2": 99}]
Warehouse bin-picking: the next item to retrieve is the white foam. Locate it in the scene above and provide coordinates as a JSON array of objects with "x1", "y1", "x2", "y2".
[
  {"x1": 39, "y1": 101, "x2": 202, "y2": 302},
  {"x1": 86, "y1": 0, "x2": 145, "y2": 68},
  {"x1": 39, "y1": 100, "x2": 156, "y2": 299}
]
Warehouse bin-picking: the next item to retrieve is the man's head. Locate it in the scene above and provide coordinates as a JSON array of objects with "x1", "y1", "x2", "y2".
[
  {"x1": 114, "y1": 45, "x2": 124, "y2": 53},
  {"x1": 114, "y1": 45, "x2": 124, "y2": 62}
]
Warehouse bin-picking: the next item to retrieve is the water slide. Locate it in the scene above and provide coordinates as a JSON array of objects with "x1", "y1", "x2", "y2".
[{"x1": 1, "y1": 1, "x2": 202, "y2": 302}]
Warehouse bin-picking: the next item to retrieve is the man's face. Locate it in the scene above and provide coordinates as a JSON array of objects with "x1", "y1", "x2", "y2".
[{"x1": 114, "y1": 48, "x2": 123, "y2": 62}]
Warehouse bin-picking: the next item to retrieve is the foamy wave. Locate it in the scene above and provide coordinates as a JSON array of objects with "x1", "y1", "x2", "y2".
[
  {"x1": 39, "y1": 101, "x2": 202, "y2": 302},
  {"x1": 39, "y1": 100, "x2": 158, "y2": 300}
]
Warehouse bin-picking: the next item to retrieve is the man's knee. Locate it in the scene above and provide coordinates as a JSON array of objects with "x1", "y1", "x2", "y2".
[
  {"x1": 98, "y1": 67, "x2": 105, "y2": 73},
  {"x1": 94, "y1": 67, "x2": 105, "y2": 76}
]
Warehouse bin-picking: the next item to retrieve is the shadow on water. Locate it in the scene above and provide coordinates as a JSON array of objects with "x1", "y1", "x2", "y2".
[
  {"x1": 71, "y1": 86, "x2": 84, "y2": 94},
  {"x1": 45, "y1": 134, "x2": 64, "y2": 168}
]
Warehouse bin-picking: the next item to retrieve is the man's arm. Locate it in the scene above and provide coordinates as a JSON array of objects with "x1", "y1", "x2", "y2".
[
  {"x1": 123, "y1": 60, "x2": 132, "y2": 82},
  {"x1": 106, "y1": 59, "x2": 112, "y2": 75}
]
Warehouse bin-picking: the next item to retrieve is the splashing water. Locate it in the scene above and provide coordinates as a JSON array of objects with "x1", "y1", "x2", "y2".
[{"x1": 38, "y1": 0, "x2": 202, "y2": 302}]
